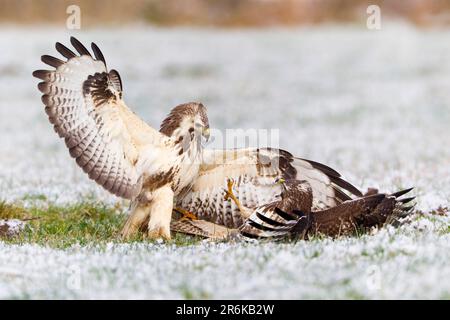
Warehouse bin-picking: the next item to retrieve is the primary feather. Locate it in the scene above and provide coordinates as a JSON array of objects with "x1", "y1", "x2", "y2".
[{"x1": 34, "y1": 37, "x2": 211, "y2": 240}]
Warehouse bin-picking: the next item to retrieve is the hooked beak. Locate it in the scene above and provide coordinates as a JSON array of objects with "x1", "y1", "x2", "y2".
[
  {"x1": 202, "y1": 127, "x2": 210, "y2": 141},
  {"x1": 276, "y1": 178, "x2": 286, "y2": 185}
]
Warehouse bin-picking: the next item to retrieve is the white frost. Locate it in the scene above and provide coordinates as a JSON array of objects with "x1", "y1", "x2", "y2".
[{"x1": 0, "y1": 24, "x2": 449, "y2": 299}]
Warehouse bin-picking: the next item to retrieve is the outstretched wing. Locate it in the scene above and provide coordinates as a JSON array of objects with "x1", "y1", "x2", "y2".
[
  {"x1": 306, "y1": 188, "x2": 415, "y2": 237},
  {"x1": 176, "y1": 148, "x2": 362, "y2": 227},
  {"x1": 33, "y1": 37, "x2": 168, "y2": 199}
]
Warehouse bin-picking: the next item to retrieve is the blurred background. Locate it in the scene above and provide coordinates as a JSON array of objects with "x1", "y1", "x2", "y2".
[
  {"x1": 0, "y1": 0, "x2": 450, "y2": 300},
  {"x1": 0, "y1": 0, "x2": 449, "y2": 210},
  {"x1": 2, "y1": 0, "x2": 450, "y2": 26}
]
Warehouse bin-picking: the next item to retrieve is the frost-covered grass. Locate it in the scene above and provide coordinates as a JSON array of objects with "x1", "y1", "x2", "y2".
[
  {"x1": 0, "y1": 24, "x2": 449, "y2": 299},
  {"x1": 0, "y1": 212, "x2": 449, "y2": 299}
]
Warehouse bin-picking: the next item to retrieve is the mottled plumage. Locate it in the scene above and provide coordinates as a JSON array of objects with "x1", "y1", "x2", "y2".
[
  {"x1": 33, "y1": 37, "x2": 210, "y2": 239},
  {"x1": 175, "y1": 147, "x2": 362, "y2": 229},
  {"x1": 239, "y1": 179, "x2": 313, "y2": 239},
  {"x1": 170, "y1": 148, "x2": 414, "y2": 240},
  {"x1": 268, "y1": 187, "x2": 416, "y2": 239},
  {"x1": 172, "y1": 183, "x2": 415, "y2": 240}
]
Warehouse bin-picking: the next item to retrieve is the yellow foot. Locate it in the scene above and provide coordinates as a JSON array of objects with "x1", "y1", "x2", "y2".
[
  {"x1": 224, "y1": 178, "x2": 252, "y2": 218},
  {"x1": 174, "y1": 207, "x2": 197, "y2": 220},
  {"x1": 224, "y1": 178, "x2": 241, "y2": 207}
]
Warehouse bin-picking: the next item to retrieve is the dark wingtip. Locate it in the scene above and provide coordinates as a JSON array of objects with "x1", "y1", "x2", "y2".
[
  {"x1": 391, "y1": 187, "x2": 414, "y2": 198},
  {"x1": 332, "y1": 178, "x2": 363, "y2": 197},
  {"x1": 33, "y1": 70, "x2": 49, "y2": 80},
  {"x1": 91, "y1": 42, "x2": 106, "y2": 64},
  {"x1": 41, "y1": 55, "x2": 64, "y2": 68},
  {"x1": 37, "y1": 82, "x2": 48, "y2": 93},
  {"x1": 298, "y1": 157, "x2": 363, "y2": 197},
  {"x1": 108, "y1": 69, "x2": 123, "y2": 92},
  {"x1": 70, "y1": 36, "x2": 91, "y2": 56},
  {"x1": 299, "y1": 158, "x2": 341, "y2": 177},
  {"x1": 41, "y1": 94, "x2": 50, "y2": 105},
  {"x1": 401, "y1": 205, "x2": 416, "y2": 212},
  {"x1": 55, "y1": 42, "x2": 77, "y2": 59},
  {"x1": 399, "y1": 196, "x2": 416, "y2": 204}
]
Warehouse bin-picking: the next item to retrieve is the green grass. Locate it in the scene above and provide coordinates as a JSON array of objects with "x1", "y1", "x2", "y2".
[
  {"x1": 2, "y1": 198, "x2": 443, "y2": 249},
  {"x1": 0, "y1": 201, "x2": 201, "y2": 248}
]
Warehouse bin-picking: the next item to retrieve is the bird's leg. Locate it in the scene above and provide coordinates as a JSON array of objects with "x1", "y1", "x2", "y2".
[
  {"x1": 224, "y1": 178, "x2": 252, "y2": 218},
  {"x1": 121, "y1": 202, "x2": 151, "y2": 240},
  {"x1": 146, "y1": 185, "x2": 174, "y2": 240},
  {"x1": 174, "y1": 207, "x2": 197, "y2": 220}
]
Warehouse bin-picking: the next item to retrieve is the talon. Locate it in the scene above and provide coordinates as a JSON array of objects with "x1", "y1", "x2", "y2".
[
  {"x1": 224, "y1": 178, "x2": 235, "y2": 201},
  {"x1": 174, "y1": 207, "x2": 197, "y2": 220},
  {"x1": 222, "y1": 178, "x2": 251, "y2": 219},
  {"x1": 223, "y1": 178, "x2": 241, "y2": 207}
]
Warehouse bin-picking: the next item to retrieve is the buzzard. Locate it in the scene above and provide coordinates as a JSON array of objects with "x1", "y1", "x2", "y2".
[
  {"x1": 170, "y1": 142, "x2": 415, "y2": 240},
  {"x1": 33, "y1": 37, "x2": 415, "y2": 242},
  {"x1": 172, "y1": 178, "x2": 415, "y2": 240},
  {"x1": 173, "y1": 147, "x2": 364, "y2": 228},
  {"x1": 33, "y1": 37, "x2": 211, "y2": 240}
]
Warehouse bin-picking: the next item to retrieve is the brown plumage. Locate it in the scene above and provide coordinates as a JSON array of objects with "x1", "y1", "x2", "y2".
[
  {"x1": 267, "y1": 187, "x2": 416, "y2": 239},
  {"x1": 171, "y1": 180, "x2": 415, "y2": 241},
  {"x1": 160, "y1": 103, "x2": 209, "y2": 137},
  {"x1": 239, "y1": 179, "x2": 313, "y2": 240},
  {"x1": 175, "y1": 148, "x2": 363, "y2": 231}
]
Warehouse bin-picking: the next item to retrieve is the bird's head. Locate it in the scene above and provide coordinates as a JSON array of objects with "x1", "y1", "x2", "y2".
[
  {"x1": 160, "y1": 102, "x2": 210, "y2": 149},
  {"x1": 275, "y1": 178, "x2": 309, "y2": 199}
]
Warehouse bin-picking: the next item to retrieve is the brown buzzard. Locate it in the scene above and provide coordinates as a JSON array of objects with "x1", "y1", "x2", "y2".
[{"x1": 172, "y1": 178, "x2": 415, "y2": 240}]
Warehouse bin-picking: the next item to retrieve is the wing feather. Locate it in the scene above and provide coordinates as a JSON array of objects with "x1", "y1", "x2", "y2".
[
  {"x1": 55, "y1": 42, "x2": 77, "y2": 59},
  {"x1": 178, "y1": 148, "x2": 361, "y2": 219},
  {"x1": 33, "y1": 37, "x2": 168, "y2": 199}
]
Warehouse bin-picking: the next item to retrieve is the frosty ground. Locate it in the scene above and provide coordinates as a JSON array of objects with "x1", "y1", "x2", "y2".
[{"x1": 0, "y1": 24, "x2": 449, "y2": 299}]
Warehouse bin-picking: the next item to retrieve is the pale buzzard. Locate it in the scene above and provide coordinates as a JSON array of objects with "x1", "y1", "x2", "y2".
[{"x1": 33, "y1": 37, "x2": 210, "y2": 239}]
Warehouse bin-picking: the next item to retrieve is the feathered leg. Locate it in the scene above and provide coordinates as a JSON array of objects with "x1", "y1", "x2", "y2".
[
  {"x1": 121, "y1": 202, "x2": 151, "y2": 240},
  {"x1": 121, "y1": 185, "x2": 174, "y2": 240},
  {"x1": 146, "y1": 185, "x2": 174, "y2": 240}
]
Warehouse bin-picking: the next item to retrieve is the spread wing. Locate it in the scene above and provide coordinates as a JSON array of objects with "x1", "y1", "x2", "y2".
[
  {"x1": 33, "y1": 37, "x2": 169, "y2": 199},
  {"x1": 308, "y1": 188, "x2": 416, "y2": 237},
  {"x1": 176, "y1": 148, "x2": 285, "y2": 227},
  {"x1": 177, "y1": 148, "x2": 362, "y2": 227}
]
